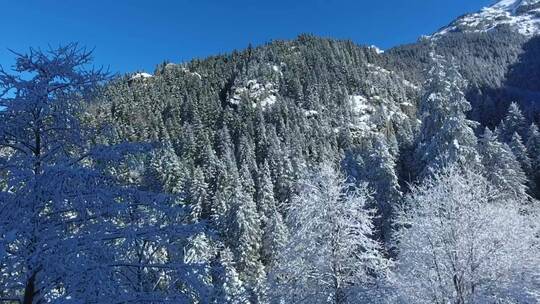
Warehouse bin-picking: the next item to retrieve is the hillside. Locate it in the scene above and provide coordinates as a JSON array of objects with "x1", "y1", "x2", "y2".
[{"x1": 1, "y1": 0, "x2": 539, "y2": 303}]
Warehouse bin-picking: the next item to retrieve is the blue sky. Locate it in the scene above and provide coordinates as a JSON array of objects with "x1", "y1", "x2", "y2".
[{"x1": 0, "y1": 0, "x2": 494, "y2": 74}]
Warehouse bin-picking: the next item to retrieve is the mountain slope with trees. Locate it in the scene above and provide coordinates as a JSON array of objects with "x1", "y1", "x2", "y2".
[{"x1": 1, "y1": 0, "x2": 539, "y2": 303}]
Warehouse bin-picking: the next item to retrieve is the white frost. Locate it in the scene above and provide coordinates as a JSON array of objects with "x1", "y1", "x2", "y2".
[
  {"x1": 303, "y1": 110, "x2": 319, "y2": 117},
  {"x1": 130, "y1": 72, "x2": 153, "y2": 80},
  {"x1": 348, "y1": 95, "x2": 370, "y2": 114},
  {"x1": 434, "y1": 0, "x2": 540, "y2": 37},
  {"x1": 369, "y1": 45, "x2": 385, "y2": 54},
  {"x1": 229, "y1": 79, "x2": 278, "y2": 109}
]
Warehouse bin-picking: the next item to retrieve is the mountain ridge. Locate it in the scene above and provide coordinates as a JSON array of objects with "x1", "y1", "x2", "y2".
[{"x1": 433, "y1": 0, "x2": 540, "y2": 37}]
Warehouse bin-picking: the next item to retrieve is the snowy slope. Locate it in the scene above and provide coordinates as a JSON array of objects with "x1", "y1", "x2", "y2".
[{"x1": 433, "y1": 0, "x2": 540, "y2": 37}]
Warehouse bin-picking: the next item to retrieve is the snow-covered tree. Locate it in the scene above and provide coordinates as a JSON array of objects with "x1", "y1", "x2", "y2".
[
  {"x1": 209, "y1": 247, "x2": 249, "y2": 304},
  {"x1": 0, "y1": 45, "x2": 211, "y2": 303},
  {"x1": 256, "y1": 161, "x2": 288, "y2": 268},
  {"x1": 227, "y1": 164, "x2": 266, "y2": 302},
  {"x1": 184, "y1": 166, "x2": 209, "y2": 222},
  {"x1": 270, "y1": 163, "x2": 390, "y2": 304},
  {"x1": 527, "y1": 123, "x2": 540, "y2": 196},
  {"x1": 0, "y1": 44, "x2": 116, "y2": 303},
  {"x1": 478, "y1": 127, "x2": 529, "y2": 200},
  {"x1": 497, "y1": 102, "x2": 527, "y2": 143},
  {"x1": 509, "y1": 132, "x2": 532, "y2": 174},
  {"x1": 356, "y1": 135, "x2": 402, "y2": 248},
  {"x1": 393, "y1": 166, "x2": 539, "y2": 304},
  {"x1": 414, "y1": 52, "x2": 479, "y2": 180},
  {"x1": 147, "y1": 144, "x2": 186, "y2": 194},
  {"x1": 256, "y1": 162, "x2": 288, "y2": 266}
]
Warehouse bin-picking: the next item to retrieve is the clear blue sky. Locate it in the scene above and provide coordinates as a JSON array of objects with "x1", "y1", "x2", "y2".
[{"x1": 0, "y1": 0, "x2": 494, "y2": 74}]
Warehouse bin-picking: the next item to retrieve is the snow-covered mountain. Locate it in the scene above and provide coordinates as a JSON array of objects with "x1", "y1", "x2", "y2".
[{"x1": 433, "y1": 0, "x2": 540, "y2": 37}]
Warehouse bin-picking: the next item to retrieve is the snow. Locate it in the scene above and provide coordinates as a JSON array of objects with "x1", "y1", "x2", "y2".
[
  {"x1": 493, "y1": 0, "x2": 524, "y2": 12},
  {"x1": 303, "y1": 110, "x2": 319, "y2": 117},
  {"x1": 192, "y1": 72, "x2": 202, "y2": 79},
  {"x1": 400, "y1": 102, "x2": 414, "y2": 107},
  {"x1": 365, "y1": 63, "x2": 419, "y2": 89},
  {"x1": 348, "y1": 95, "x2": 370, "y2": 114},
  {"x1": 433, "y1": 0, "x2": 540, "y2": 37},
  {"x1": 180, "y1": 68, "x2": 203, "y2": 79},
  {"x1": 130, "y1": 72, "x2": 153, "y2": 80},
  {"x1": 369, "y1": 45, "x2": 385, "y2": 54},
  {"x1": 229, "y1": 79, "x2": 278, "y2": 109},
  {"x1": 367, "y1": 63, "x2": 392, "y2": 75},
  {"x1": 259, "y1": 95, "x2": 277, "y2": 108},
  {"x1": 492, "y1": 0, "x2": 539, "y2": 12}
]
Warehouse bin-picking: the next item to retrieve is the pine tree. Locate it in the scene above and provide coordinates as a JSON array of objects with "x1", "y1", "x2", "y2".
[
  {"x1": 497, "y1": 102, "x2": 527, "y2": 143},
  {"x1": 0, "y1": 45, "x2": 114, "y2": 302},
  {"x1": 526, "y1": 123, "x2": 540, "y2": 196},
  {"x1": 227, "y1": 165, "x2": 266, "y2": 302},
  {"x1": 237, "y1": 135, "x2": 258, "y2": 178},
  {"x1": 148, "y1": 145, "x2": 186, "y2": 194},
  {"x1": 256, "y1": 161, "x2": 288, "y2": 267},
  {"x1": 184, "y1": 166, "x2": 209, "y2": 222},
  {"x1": 478, "y1": 127, "x2": 528, "y2": 200},
  {"x1": 211, "y1": 159, "x2": 237, "y2": 232},
  {"x1": 356, "y1": 135, "x2": 402, "y2": 247},
  {"x1": 414, "y1": 52, "x2": 480, "y2": 180},
  {"x1": 509, "y1": 132, "x2": 532, "y2": 176},
  {"x1": 209, "y1": 247, "x2": 249, "y2": 304},
  {"x1": 254, "y1": 107, "x2": 269, "y2": 166}
]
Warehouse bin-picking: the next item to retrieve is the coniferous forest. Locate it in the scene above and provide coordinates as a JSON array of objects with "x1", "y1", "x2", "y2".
[{"x1": 1, "y1": 1, "x2": 540, "y2": 303}]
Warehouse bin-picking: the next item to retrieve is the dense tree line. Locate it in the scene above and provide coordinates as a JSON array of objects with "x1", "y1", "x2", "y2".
[{"x1": 1, "y1": 29, "x2": 539, "y2": 303}]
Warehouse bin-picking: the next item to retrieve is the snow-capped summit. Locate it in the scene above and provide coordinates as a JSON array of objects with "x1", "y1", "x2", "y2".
[
  {"x1": 433, "y1": 0, "x2": 540, "y2": 38},
  {"x1": 492, "y1": 0, "x2": 539, "y2": 12}
]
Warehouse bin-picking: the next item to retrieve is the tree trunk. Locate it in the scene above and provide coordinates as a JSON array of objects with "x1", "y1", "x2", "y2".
[{"x1": 23, "y1": 271, "x2": 37, "y2": 304}]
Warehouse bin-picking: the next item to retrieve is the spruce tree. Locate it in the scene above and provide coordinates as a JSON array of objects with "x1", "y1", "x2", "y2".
[
  {"x1": 497, "y1": 102, "x2": 527, "y2": 143},
  {"x1": 185, "y1": 166, "x2": 209, "y2": 222},
  {"x1": 509, "y1": 132, "x2": 532, "y2": 176},
  {"x1": 228, "y1": 164, "x2": 266, "y2": 302},
  {"x1": 478, "y1": 128, "x2": 528, "y2": 200},
  {"x1": 256, "y1": 161, "x2": 288, "y2": 267},
  {"x1": 414, "y1": 52, "x2": 479, "y2": 180},
  {"x1": 526, "y1": 123, "x2": 540, "y2": 196},
  {"x1": 359, "y1": 135, "x2": 402, "y2": 247}
]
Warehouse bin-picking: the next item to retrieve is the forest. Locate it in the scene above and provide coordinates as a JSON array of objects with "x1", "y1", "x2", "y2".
[{"x1": 1, "y1": 8, "x2": 540, "y2": 304}]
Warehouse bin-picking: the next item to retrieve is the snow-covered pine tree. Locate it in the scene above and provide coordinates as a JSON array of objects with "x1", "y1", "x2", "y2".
[
  {"x1": 147, "y1": 144, "x2": 186, "y2": 194},
  {"x1": 526, "y1": 123, "x2": 540, "y2": 196},
  {"x1": 270, "y1": 163, "x2": 389, "y2": 304},
  {"x1": 211, "y1": 159, "x2": 237, "y2": 233},
  {"x1": 228, "y1": 164, "x2": 266, "y2": 302},
  {"x1": 357, "y1": 135, "x2": 402, "y2": 248},
  {"x1": 414, "y1": 51, "x2": 479, "y2": 180},
  {"x1": 209, "y1": 247, "x2": 249, "y2": 304},
  {"x1": 184, "y1": 166, "x2": 209, "y2": 222},
  {"x1": 256, "y1": 161, "x2": 288, "y2": 268},
  {"x1": 509, "y1": 132, "x2": 532, "y2": 180},
  {"x1": 266, "y1": 126, "x2": 295, "y2": 205},
  {"x1": 394, "y1": 166, "x2": 539, "y2": 304},
  {"x1": 236, "y1": 135, "x2": 258, "y2": 179},
  {"x1": 497, "y1": 102, "x2": 528, "y2": 143},
  {"x1": 478, "y1": 127, "x2": 529, "y2": 200}
]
